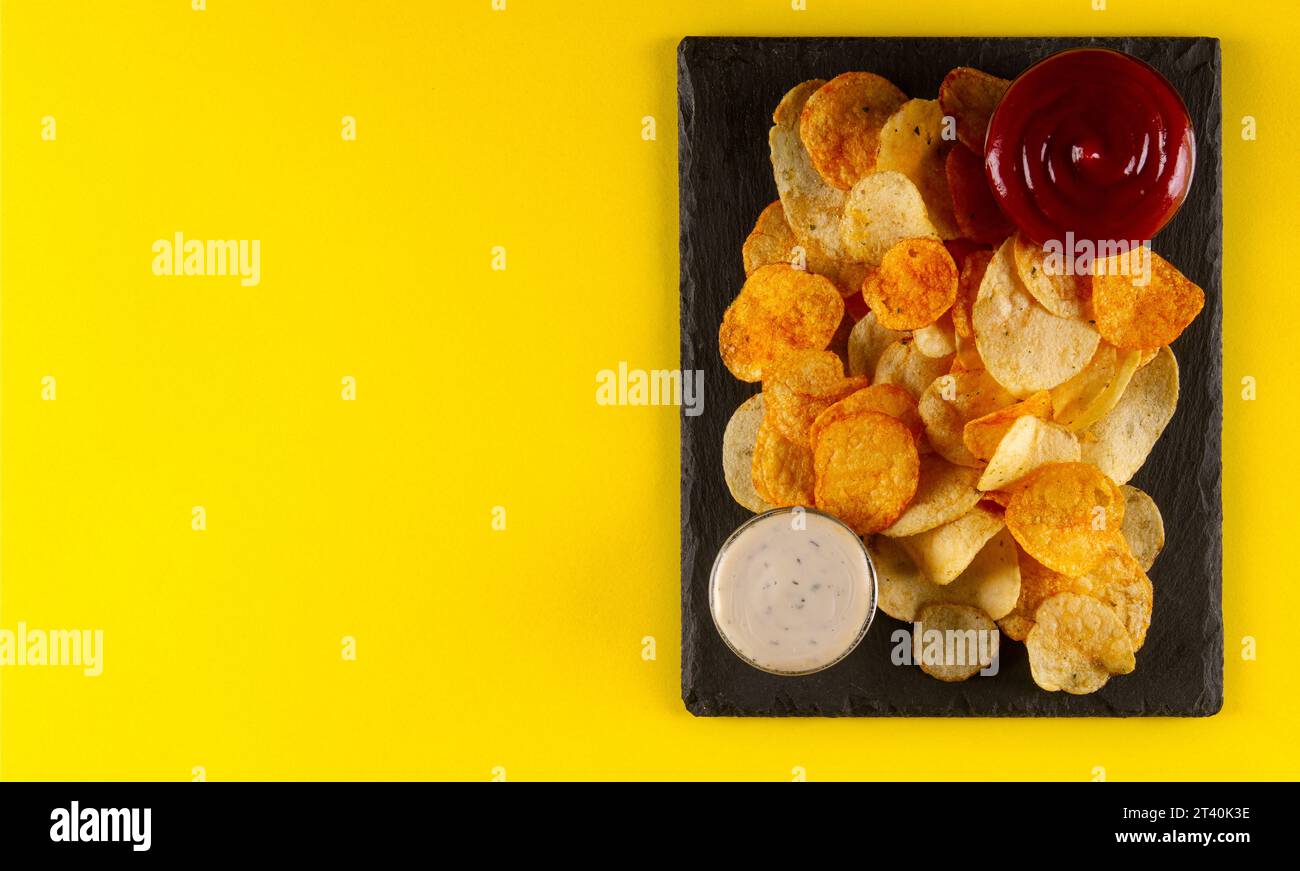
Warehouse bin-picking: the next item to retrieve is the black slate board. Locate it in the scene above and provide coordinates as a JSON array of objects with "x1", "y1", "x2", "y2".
[{"x1": 679, "y1": 37, "x2": 1223, "y2": 717}]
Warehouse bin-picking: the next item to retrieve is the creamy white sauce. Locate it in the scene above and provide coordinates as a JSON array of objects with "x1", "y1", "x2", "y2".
[{"x1": 710, "y1": 510, "x2": 875, "y2": 674}]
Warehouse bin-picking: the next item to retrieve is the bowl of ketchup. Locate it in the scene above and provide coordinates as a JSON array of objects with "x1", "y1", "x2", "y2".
[{"x1": 984, "y1": 47, "x2": 1195, "y2": 247}]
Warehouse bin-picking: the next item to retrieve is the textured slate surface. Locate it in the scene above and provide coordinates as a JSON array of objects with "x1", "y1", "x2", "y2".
[{"x1": 679, "y1": 37, "x2": 1223, "y2": 717}]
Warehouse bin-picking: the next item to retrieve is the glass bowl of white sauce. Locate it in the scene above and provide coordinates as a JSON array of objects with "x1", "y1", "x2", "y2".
[{"x1": 709, "y1": 507, "x2": 877, "y2": 676}]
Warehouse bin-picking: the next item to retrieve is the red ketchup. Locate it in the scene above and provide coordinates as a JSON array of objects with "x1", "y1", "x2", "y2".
[{"x1": 984, "y1": 48, "x2": 1195, "y2": 247}]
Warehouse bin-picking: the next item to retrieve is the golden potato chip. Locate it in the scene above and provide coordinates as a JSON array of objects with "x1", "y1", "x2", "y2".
[
  {"x1": 873, "y1": 337, "x2": 953, "y2": 400},
  {"x1": 977, "y1": 414, "x2": 1081, "y2": 492},
  {"x1": 1080, "y1": 545, "x2": 1154, "y2": 651},
  {"x1": 752, "y1": 417, "x2": 816, "y2": 507},
  {"x1": 804, "y1": 250, "x2": 872, "y2": 299},
  {"x1": 1081, "y1": 346, "x2": 1179, "y2": 484},
  {"x1": 1137, "y1": 347, "x2": 1158, "y2": 368},
  {"x1": 863, "y1": 237, "x2": 958, "y2": 330},
  {"x1": 875, "y1": 99, "x2": 960, "y2": 238},
  {"x1": 771, "y1": 81, "x2": 848, "y2": 258},
  {"x1": 872, "y1": 529, "x2": 1020, "y2": 622},
  {"x1": 763, "y1": 350, "x2": 867, "y2": 442},
  {"x1": 1120, "y1": 484, "x2": 1165, "y2": 571},
  {"x1": 952, "y1": 249, "x2": 991, "y2": 340},
  {"x1": 722, "y1": 393, "x2": 775, "y2": 513},
  {"x1": 982, "y1": 489, "x2": 1013, "y2": 509},
  {"x1": 846, "y1": 310, "x2": 908, "y2": 377},
  {"x1": 918, "y1": 369, "x2": 1016, "y2": 468},
  {"x1": 1049, "y1": 343, "x2": 1141, "y2": 432},
  {"x1": 809, "y1": 383, "x2": 923, "y2": 450},
  {"x1": 972, "y1": 238, "x2": 1099, "y2": 396},
  {"x1": 962, "y1": 390, "x2": 1052, "y2": 462},
  {"x1": 881, "y1": 454, "x2": 982, "y2": 537},
  {"x1": 914, "y1": 311, "x2": 956, "y2": 358},
  {"x1": 899, "y1": 504, "x2": 1004, "y2": 585},
  {"x1": 742, "y1": 201, "x2": 798, "y2": 275},
  {"x1": 1026, "y1": 592, "x2": 1136, "y2": 694},
  {"x1": 913, "y1": 602, "x2": 999, "y2": 682},
  {"x1": 938, "y1": 67, "x2": 1011, "y2": 153},
  {"x1": 798, "y1": 72, "x2": 908, "y2": 191},
  {"x1": 997, "y1": 550, "x2": 1084, "y2": 641},
  {"x1": 719, "y1": 264, "x2": 845, "y2": 382},
  {"x1": 1012, "y1": 232, "x2": 1090, "y2": 320},
  {"x1": 813, "y1": 411, "x2": 920, "y2": 534},
  {"x1": 1005, "y1": 462, "x2": 1125, "y2": 577},
  {"x1": 1093, "y1": 249, "x2": 1205, "y2": 350},
  {"x1": 838, "y1": 170, "x2": 938, "y2": 267},
  {"x1": 946, "y1": 144, "x2": 1013, "y2": 245}
]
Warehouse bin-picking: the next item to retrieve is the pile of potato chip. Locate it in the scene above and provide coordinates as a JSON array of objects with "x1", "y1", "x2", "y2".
[{"x1": 719, "y1": 69, "x2": 1205, "y2": 694}]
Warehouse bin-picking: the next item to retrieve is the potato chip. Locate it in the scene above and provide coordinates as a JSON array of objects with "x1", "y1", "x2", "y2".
[
  {"x1": 1049, "y1": 343, "x2": 1141, "y2": 432},
  {"x1": 914, "y1": 311, "x2": 956, "y2": 358},
  {"x1": 862, "y1": 237, "x2": 957, "y2": 331},
  {"x1": 1080, "y1": 545, "x2": 1154, "y2": 651},
  {"x1": 798, "y1": 73, "x2": 909, "y2": 191},
  {"x1": 872, "y1": 529, "x2": 1020, "y2": 622},
  {"x1": 1093, "y1": 249, "x2": 1206, "y2": 350},
  {"x1": 899, "y1": 504, "x2": 1004, "y2": 585},
  {"x1": 913, "y1": 603, "x2": 999, "y2": 682},
  {"x1": 813, "y1": 411, "x2": 920, "y2": 534},
  {"x1": 846, "y1": 310, "x2": 909, "y2": 377},
  {"x1": 881, "y1": 454, "x2": 982, "y2": 537},
  {"x1": 804, "y1": 251, "x2": 872, "y2": 299},
  {"x1": 771, "y1": 81, "x2": 849, "y2": 258},
  {"x1": 997, "y1": 550, "x2": 1084, "y2": 642},
  {"x1": 972, "y1": 238, "x2": 1099, "y2": 396},
  {"x1": 810, "y1": 383, "x2": 923, "y2": 450},
  {"x1": 1081, "y1": 346, "x2": 1179, "y2": 484},
  {"x1": 1005, "y1": 462, "x2": 1125, "y2": 577},
  {"x1": 875, "y1": 99, "x2": 960, "y2": 238},
  {"x1": 1012, "y1": 232, "x2": 1090, "y2": 320},
  {"x1": 1137, "y1": 347, "x2": 1158, "y2": 368},
  {"x1": 873, "y1": 337, "x2": 953, "y2": 400},
  {"x1": 1120, "y1": 484, "x2": 1165, "y2": 571},
  {"x1": 742, "y1": 201, "x2": 798, "y2": 275},
  {"x1": 962, "y1": 390, "x2": 1052, "y2": 462},
  {"x1": 981, "y1": 489, "x2": 1013, "y2": 508},
  {"x1": 719, "y1": 264, "x2": 845, "y2": 382},
  {"x1": 752, "y1": 417, "x2": 816, "y2": 507},
  {"x1": 918, "y1": 369, "x2": 1016, "y2": 468},
  {"x1": 763, "y1": 350, "x2": 867, "y2": 442},
  {"x1": 1026, "y1": 592, "x2": 1136, "y2": 693},
  {"x1": 839, "y1": 170, "x2": 939, "y2": 267},
  {"x1": 977, "y1": 414, "x2": 1081, "y2": 492},
  {"x1": 722, "y1": 393, "x2": 775, "y2": 513},
  {"x1": 946, "y1": 144, "x2": 1013, "y2": 245},
  {"x1": 952, "y1": 249, "x2": 990, "y2": 340},
  {"x1": 938, "y1": 67, "x2": 1011, "y2": 153}
]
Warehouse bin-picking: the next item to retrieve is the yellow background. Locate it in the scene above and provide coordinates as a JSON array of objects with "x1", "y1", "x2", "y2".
[{"x1": 1, "y1": 0, "x2": 1296, "y2": 781}]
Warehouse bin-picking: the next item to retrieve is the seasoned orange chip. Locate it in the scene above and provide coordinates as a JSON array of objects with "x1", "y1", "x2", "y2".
[
  {"x1": 763, "y1": 350, "x2": 867, "y2": 443},
  {"x1": 945, "y1": 145, "x2": 1013, "y2": 245},
  {"x1": 862, "y1": 237, "x2": 958, "y2": 330},
  {"x1": 799, "y1": 72, "x2": 908, "y2": 191},
  {"x1": 752, "y1": 417, "x2": 816, "y2": 508},
  {"x1": 938, "y1": 67, "x2": 1011, "y2": 153},
  {"x1": 1092, "y1": 249, "x2": 1205, "y2": 350},
  {"x1": 719, "y1": 264, "x2": 845, "y2": 382},
  {"x1": 1005, "y1": 462, "x2": 1125, "y2": 577},
  {"x1": 997, "y1": 550, "x2": 1083, "y2": 641},
  {"x1": 810, "y1": 383, "x2": 923, "y2": 450},
  {"x1": 742, "y1": 201, "x2": 798, "y2": 275},
  {"x1": 962, "y1": 390, "x2": 1052, "y2": 462},
  {"x1": 952, "y1": 249, "x2": 992, "y2": 340},
  {"x1": 813, "y1": 411, "x2": 920, "y2": 534}
]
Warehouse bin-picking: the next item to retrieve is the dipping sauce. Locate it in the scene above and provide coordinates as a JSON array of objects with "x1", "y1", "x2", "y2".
[
  {"x1": 710, "y1": 508, "x2": 876, "y2": 675},
  {"x1": 985, "y1": 48, "x2": 1195, "y2": 246}
]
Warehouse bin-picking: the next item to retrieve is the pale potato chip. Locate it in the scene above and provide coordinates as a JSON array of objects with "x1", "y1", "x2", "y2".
[
  {"x1": 973, "y1": 238, "x2": 1099, "y2": 397},
  {"x1": 873, "y1": 338, "x2": 953, "y2": 400},
  {"x1": 719, "y1": 264, "x2": 845, "y2": 382},
  {"x1": 1119, "y1": 485, "x2": 1165, "y2": 572},
  {"x1": 813, "y1": 411, "x2": 920, "y2": 534},
  {"x1": 838, "y1": 170, "x2": 938, "y2": 267},
  {"x1": 962, "y1": 390, "x2": 1052, "y2": 462},
  {"x1": 1080, "y1": 545, "x2": 1154, "y2": 651},
  {"x1": 1026, "y1": 592, "x2": 1135, "y2": 693},
  {"x1": 847, "y1": 310, "x2": 909, "y2": 377},
  {"x1": 872, "y1": 530, "x2": 1019, "y2": 622},
  {"x1": 1012, "y1": 232, "x2": 1090, "y2": 320},
  {"x1": 913, "y1": 311, "x2": 956, "y2": 358},
  {"x1": 799, "y1": 72, "x2": 908, "y2": 191},
  {"x1": 899, "y1": 504, "x2": 1004, "y2": 585},
  {"x1": 1081, "y1": 346, "x2": 1179, "y2": 484},
  {"x1": 875, "y1": 99, "x2": 960, "y2": 239},
  {"x1": 997, "y1": 550, "x2": 1085, "y2": 642},
  {"x1": 862, "y1": 237, "x2": 958, "y2": 330},
  {"x1": 913, "y1": 603, "x2": 999, "y2": 682},
  {"x1": 742, "y1": 201, "x2": 798, "y2": 275},
  {"x1": 770, "y1": 81, "x2": 848, "y2": 258},
  {"x1": 752, "y1": 417, "x2": 816, "y2": 507},
  {"x1": 722, "y1": 393, "x2": 775, "y2": 513},
  {"x1": 1093, "y1": 249, "x2": 1205, "y2": 350},
  {"x1": 881, "y1": 454, "x2": 982, "y2": 537},
  {"x1": 802, "y1": 248, "x2": 872, "y2": 299},
  {"x1": 938, "y1": 67, "x2": 1011, "y2": 153},
  {"x1": 1049, "y1": 343, "x2": 1141, "y2": 432},
  {"x1": 977, "y1": 414, "x2": 1081, "y2": 492},
  {"x1": 918, "y1": 369, "x2": 1016, "y2": 468}
]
